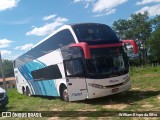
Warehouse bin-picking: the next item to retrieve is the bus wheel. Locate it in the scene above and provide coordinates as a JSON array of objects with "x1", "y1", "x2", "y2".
[
  {"x1": 60, "y1": 86, "x2": 69, "y2": 102},
  {"x1": 22, "y1": 87, "x2": 25, "y2": 95},
  {"x1": 26, "y1": 87, "x2": 31, "y2": 96}
]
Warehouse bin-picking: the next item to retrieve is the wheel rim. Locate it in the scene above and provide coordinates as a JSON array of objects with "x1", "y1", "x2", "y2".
[
  {"x1": 63, "y1": 89, "x2": 68, "y2": 101},
  {"x1": 26, "y1": 88, "x2": 31, "y2": 96}
]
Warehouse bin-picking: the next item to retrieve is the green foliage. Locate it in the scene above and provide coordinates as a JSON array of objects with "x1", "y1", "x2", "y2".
[
  {"x1": 0, "y1": 59, "x2": 14, "y2": 77},
  {"x1": 147, "y1": 28, "x2": 160, "y2": 63},
  {"x1": 112, "y1": 12, "x2": 159, "y2": 65},
  {"x1": 112, "y1": 12, "x2": 151, "y2": 42},
  {"x1": 1, "y1": 66, "x2": 160, "y2": 119},
  {"x1": 151, "y1": 15, "x2": 160, "y2": 30},
  {"x1": 112, "y1": 19, "x2": 130, "y2": 39}
]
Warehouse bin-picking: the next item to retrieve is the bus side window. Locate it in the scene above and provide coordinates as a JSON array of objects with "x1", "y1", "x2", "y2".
[{"x1": 64, "y1": 59, "x2": 84, "y2": 77}]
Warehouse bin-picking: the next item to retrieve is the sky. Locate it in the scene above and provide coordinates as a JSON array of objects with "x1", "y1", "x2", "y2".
[{"x1": 0, "y1": 0, "x2": 160, "y2": 60}]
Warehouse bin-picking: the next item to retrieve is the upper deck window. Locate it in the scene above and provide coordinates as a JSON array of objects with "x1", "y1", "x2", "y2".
[
  {"x1": 72, "y1": 23, "x2": 119, "y2": 45},
  {"x1": 15, "y1": 29, "x2": 75, "y2": 68}
]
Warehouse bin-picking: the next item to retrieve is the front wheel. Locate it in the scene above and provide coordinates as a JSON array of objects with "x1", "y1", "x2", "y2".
[{"x1": 60, "y1": 86, "x2": 69, "y2": 102}]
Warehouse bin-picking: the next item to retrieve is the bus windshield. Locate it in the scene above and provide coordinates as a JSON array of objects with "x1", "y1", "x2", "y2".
[
  {"x1": 72, "y1": 23, "x2": 119, "y2": 45},
  {"x1": 85, "y1": 47, "x2": 129, "y2": 78}
]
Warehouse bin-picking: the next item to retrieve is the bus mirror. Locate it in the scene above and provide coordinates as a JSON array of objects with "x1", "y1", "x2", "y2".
[
  {"x1": 69, "y1": 42, "x2": 91, "y2": 59},
  {"x1": 122, "y1": 40, "x2": 138, "y2": 54}
]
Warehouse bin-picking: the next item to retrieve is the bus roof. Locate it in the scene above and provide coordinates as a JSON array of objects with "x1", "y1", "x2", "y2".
[{"x1": 14, "y1": 23, "x2": 109, "y2": 60}]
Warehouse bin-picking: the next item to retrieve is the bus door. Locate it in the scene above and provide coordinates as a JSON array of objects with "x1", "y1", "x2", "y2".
[{"x1": 64, "y1": 58, "x2": 88, "y2": 101}]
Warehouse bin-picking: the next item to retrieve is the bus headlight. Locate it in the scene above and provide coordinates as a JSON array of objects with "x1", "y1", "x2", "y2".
[{"x1": 88, "y1": 83, "x2": 104, "y2": 89}]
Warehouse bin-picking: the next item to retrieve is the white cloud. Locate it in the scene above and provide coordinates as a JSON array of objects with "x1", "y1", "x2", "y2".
[
  {"x1": 0, "y1": 39, "x2": 13, "y2": 48},
  {"x1": 136, "y1": 4, "x2": 160, "y2": 16},
  {"x1": 0, "y1": 0, "x2": 19, "y2": 11},
  {"x1": 93, "y1": 0, "x2": 127, "y2": 13},
  {"x1": 1, "y1": 50, "x2": 11, "y2": 55},
  {"x1": 85, "y1": 3, "x2": 89, "y2": 8},
  {"x1": 15, "y1": 43, "x2": 33, "y2": 51},
  {"x1": 136, "y1": 0, "x2": 160, "y2": 5},
  {"x1": 73, "y1": 0, "x2": 128, "y2": 16},
  {"x1": 42, "y1": 14, "x2": 57, "y2": 21},
  {"x1": 73, "y1": 0, "x2": 92, "y2": 3},
  {"x1": 73, "y1": 0, "x2": 93, "y2": 8},
  {"x1": 95, "y1": 9, "x2": 116, "y2": 17},
  {"x1": 26, "y1": 17, "x2": 68, "y2": 36}
]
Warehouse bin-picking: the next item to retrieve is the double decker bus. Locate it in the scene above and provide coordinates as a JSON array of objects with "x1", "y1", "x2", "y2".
[{"x1": 13, "y1": 23, "x2": 138, "y2": 101}]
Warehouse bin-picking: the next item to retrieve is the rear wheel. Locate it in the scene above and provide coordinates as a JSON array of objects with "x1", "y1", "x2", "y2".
[
  {"x1": 60, "y1": 86, "x2": 69, "y2": 102},
  {"x1": 22, "y1": 87, "x2": 25, "y2": 95},
  {"x1": 26, "y1": 87, "x2": 31, "y2": 96}
]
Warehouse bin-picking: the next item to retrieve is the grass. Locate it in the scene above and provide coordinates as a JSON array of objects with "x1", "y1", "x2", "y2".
[{"x1": 0, "y1": 66, "x2": 160, "y2": 120}]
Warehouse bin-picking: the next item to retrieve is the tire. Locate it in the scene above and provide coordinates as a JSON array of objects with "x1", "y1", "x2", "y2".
[
  {"x1": 22, "y1": 87, "x2": 25, "y2": 95},
  {"x1": 60, "y1": 86, "x2": 69, "y2": 102},
  {"x1": 26, "y1": 87, "x2": 31, "y2": 96}
]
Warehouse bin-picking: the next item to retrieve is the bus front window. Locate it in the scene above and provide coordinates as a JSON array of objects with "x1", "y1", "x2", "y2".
[
  {"x1": 72, "y1": 23, "x2": 119, "y2": 45},
  {"x1": 85, "y1": 47, "x2": 129, "y2": 78}
]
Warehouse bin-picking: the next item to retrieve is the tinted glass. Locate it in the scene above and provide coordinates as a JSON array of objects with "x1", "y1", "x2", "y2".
[
  {"x1": 72, "y1": 23, "x2": 119, "y2": 45},
  {"x1": 85, "y1": 47, "x2": 129, "y2": 79},
  {"x1": 61, "y1": 46, "x2": 84, "y2": 60},
  {"x1": 64, "y1": 59, "x2": 84, "y2": 77},
  {"x1": 31, "y1": 65, "x2": 62, "y2": 80}
]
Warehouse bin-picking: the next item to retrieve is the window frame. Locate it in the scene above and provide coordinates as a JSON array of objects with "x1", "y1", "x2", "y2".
[
  {"x1": 63, "y1": 58, "x2": 85, "y2": 77},
  {"x1": 31, "y1": 64, "x2": 62, "y2": 81}
]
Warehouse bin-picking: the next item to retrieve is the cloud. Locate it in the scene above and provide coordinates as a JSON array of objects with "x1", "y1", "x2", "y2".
[
  {"x1": 1, "y1": 50, "x2": 11, "y2": 55},
  {"x1": 73, "y1": 0, "x2": 92, "y2": 3},
  {"x1": 136, "y1": 4, "x2": 160, "y2": 16},
  {"x1": 73, "y1": 0, "x2": 128, "y2": 16},
  {"x1": 0, "y1": 50, "x2": 13, "y2": 60},
  {"x1": 73, "y1": 0, "x2": 93, "y2": 8},
  {"x1": 26, "y1": 16, "x2": 68, "y2": 36},
  {"x1": 94, "y1": 9, "x2": 116, "y2": 17},
  {"x1": 15, "y1": 43, "x2": 33, "y2": 51},
  {"x1": 136, "y1": 0, "x2": 160, "y2": 5},
  {"x1": 42, "y1": 14, "x2": 57, "y2": 21},
  {"x1": 0, "y1": 39, "x2": 13, "y2": 48},
  {"x1": 93, "y1": 0, "x2": 127, "y2": 13},
  {"x1": 0, "y1": 0, "x2": 19, "y2": 11}
]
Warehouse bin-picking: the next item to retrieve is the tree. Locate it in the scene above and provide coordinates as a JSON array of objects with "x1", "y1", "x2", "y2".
[
  {"x1": 112, "y1": 19, "x2": 130, "y2": 39},
  {"x1": 0, "y1": 59, "x2": 14, "y2": 78},
  {"x1": 147, "y1": 28, "x2": 160, "y2": 63},
  {"x1": 151, "y1": 15, "x2": 160, "y2": 30},
  {"x1": 112, "y1": 12, "x2": 152, "y2": 64}
]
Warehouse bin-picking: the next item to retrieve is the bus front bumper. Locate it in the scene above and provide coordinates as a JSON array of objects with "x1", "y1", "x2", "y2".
[{"x1": 86, "y1": 80, "x2": 131, "y2": 99}]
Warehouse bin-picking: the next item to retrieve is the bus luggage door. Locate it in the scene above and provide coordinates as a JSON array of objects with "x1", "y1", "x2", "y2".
[{"x1": 64, "y1": 58, "x2": 88, "y2": 101}]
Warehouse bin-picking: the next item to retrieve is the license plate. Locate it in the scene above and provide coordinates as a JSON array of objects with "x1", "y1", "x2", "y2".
[{"x1": 112, "y1": 88, "x2": 119, "y2": 93}]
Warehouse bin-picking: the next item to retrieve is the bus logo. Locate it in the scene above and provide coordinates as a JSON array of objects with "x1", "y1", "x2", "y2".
[{"x1": 109, "y1": 79, "x2": 119, "y2": 83}]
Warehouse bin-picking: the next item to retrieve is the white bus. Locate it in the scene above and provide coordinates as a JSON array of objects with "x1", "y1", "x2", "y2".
[{"x1": 13, "y1": 23, "x2": 138, "y2": 101}]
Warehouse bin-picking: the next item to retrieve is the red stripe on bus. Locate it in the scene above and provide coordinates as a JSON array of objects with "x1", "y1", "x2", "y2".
[{"x1": 69, "y1": 42, "x2": 123, "y2": 59}]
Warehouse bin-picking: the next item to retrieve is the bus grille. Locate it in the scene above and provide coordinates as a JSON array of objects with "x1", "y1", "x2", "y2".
[
  {"x1": 105, "y1": 82, "x2": 124, "y2": 88},
  {"x1": 105, "y1": 78, "x2": 129, "y2": 88},
  {"x1": 0, "y1": 93, "x2": 4, "y2": 99}
]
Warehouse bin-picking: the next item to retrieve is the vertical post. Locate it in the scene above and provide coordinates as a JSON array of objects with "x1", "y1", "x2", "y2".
[{"x1": 0, "y1": 51, "x2": 6, "y2": 91}]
